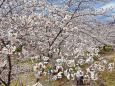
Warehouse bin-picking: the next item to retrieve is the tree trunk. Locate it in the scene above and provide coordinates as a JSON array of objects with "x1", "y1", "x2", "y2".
[
  {"x1": 7, "y1": 54, "x2": 12, "y2": 86},
  {"x1": 103, "y1": 46, "x2": 106, "y2": 51}
]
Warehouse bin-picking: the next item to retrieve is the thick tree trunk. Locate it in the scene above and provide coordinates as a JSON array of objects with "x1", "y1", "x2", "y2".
[{"x1": 7, "y1": 54, "x2": 12, "y2": 86}]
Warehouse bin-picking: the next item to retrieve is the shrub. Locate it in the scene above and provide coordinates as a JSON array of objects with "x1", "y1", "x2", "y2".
[
  {"x1": 79, "y1": 65, "x2": 85, "y2": 69},
  {"x1": 15, "y1": 47, "x2": 22, "y2": 52},
  {"x1": 71, "y1": 67, "x2": 76, "y2": 72},
  {"x1": 99, "y1": 46, "x2": 112, "y2": 54},
  {"x1": 93, "y1": 56, "x2": 98, "y2": 61},
  {"x1": 104, "y1": 46, "x2": 112, "y2": 52}
]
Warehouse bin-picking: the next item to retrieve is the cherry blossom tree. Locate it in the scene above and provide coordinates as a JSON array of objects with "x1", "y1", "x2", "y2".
[{"x1": 0, "y1": 0, "x2": 115, "y2": 85}]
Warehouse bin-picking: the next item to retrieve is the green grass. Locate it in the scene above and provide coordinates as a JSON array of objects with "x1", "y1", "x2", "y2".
[
  {"x1": 11, "y1": 73, "x2": 36, "y2": 86},
  {"x1": 97, "y1": 70, "x2": 115, "y2": 86},
  {"x1": 72, "y1": 67, "x2": 77, "y2": 72},
  {"x1": 10, "y1": 49, "x2": 115, "y2": 86},
  {"x1": 20, "y1": 59, "x2": 32, "y2": 64},
  {"x1": 79, "y1": 63, "x2": 90, "y2": 70}
]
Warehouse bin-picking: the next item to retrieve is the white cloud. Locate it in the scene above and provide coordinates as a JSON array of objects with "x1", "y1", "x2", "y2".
[
  {"x1": 96, "y1": 2, "x2": 115, "y2": 13},
  {"x1": 103, "y1": 16, "x2": 114, "y2": 22},
  {"x1": 101, "y1": 3, "x2": 115, "y2": 10}
]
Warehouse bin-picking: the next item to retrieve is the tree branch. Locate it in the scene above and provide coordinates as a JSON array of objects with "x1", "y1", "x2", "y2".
[
  {"x1": 78, "y1": 29, "x2": 115, "y2": 47},
  {"x1": 0, "y1": 78, "x2": 7, "y2": 86},
  {"x1": 50, "y1": 1, "x2": 82, "y2": 47},
  {"x1": 0, "y1": 0, "x2": 5, "y2": 8}
]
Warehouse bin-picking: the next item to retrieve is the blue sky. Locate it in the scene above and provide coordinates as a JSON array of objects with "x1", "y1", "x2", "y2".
[
  {"x1": 9, "y1": 0, "x2": 114, "y2": 23},
  {"x1": 1, "y1": 0, "x2": 114, "y2": 23},
  {"x1": 47, "y1": 0, "x2": 115, "y2": 22},
  {"x1": 94, "y1": 0, "x2": 115, "y2": 22}
]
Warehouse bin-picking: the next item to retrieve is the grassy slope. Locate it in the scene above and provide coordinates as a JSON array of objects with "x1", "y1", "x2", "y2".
[
  {"x1": 97, "y1": 70, "x2": 115, "y2": 86},
  {"x1": 97, "y1": 51, "x2": 115, "y2": 86},
  {"x1": 10, "y1": 51, "x2": 115, "y2": 86}
]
